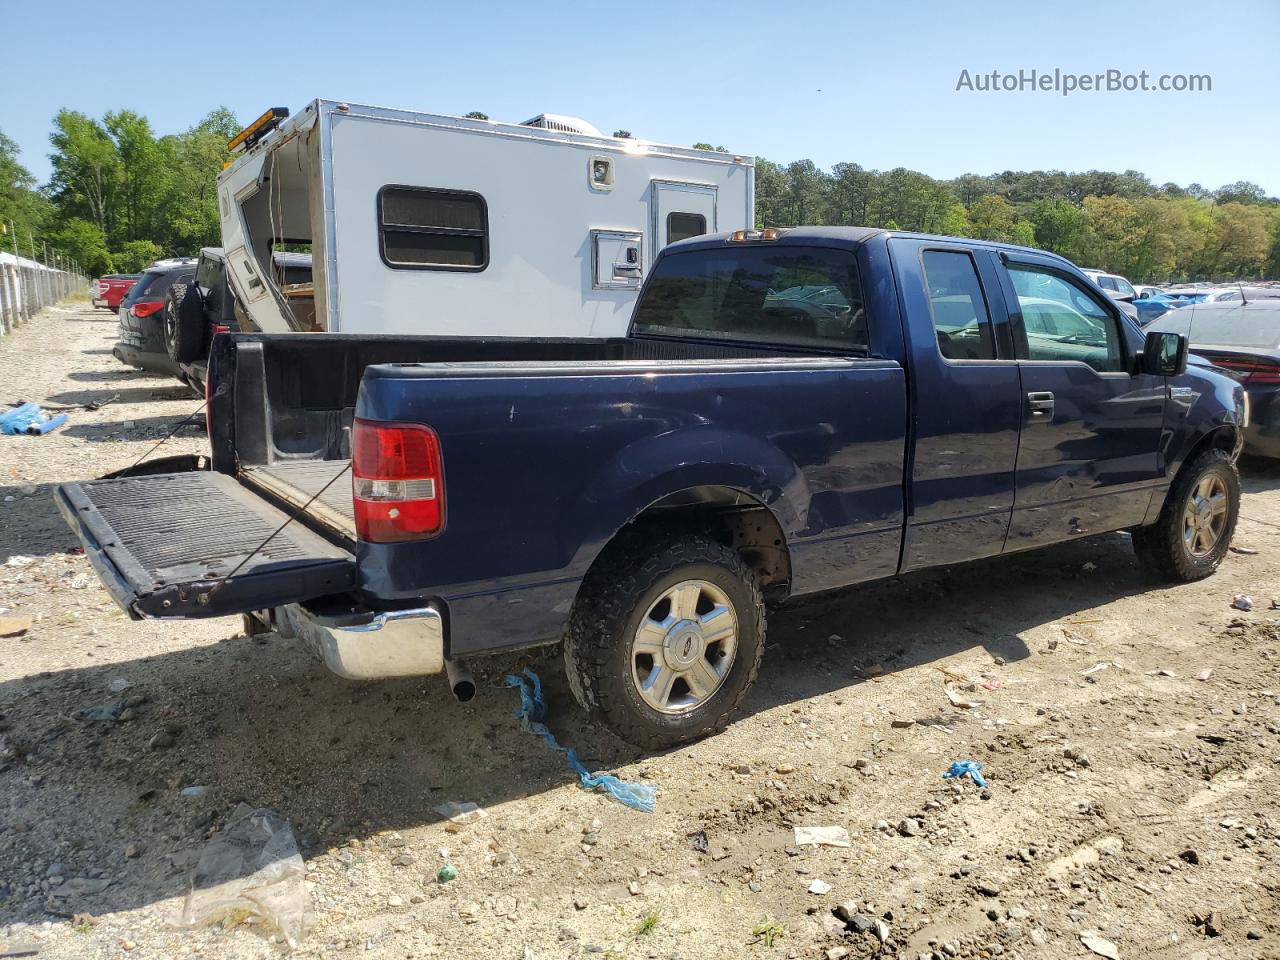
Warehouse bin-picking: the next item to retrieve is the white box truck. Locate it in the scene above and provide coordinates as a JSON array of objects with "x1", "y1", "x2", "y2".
[{"x1": 216, "y1": 100, "x2": 754, "y2": 338}]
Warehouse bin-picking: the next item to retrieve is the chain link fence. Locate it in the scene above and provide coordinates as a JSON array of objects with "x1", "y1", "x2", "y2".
[{"x1": 0, "y1": 249, "x2": 89, "y2": 336}]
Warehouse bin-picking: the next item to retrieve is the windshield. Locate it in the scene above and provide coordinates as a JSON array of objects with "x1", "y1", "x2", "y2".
[{"x1": 632, "y1": 246, "x2": 868, "y2": 351}]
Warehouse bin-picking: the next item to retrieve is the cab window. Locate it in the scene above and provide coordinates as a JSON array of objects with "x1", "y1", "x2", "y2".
[
  {"x1": 631, "y1": 246, "x2": 867, "y2": 350},
  {"x1": 920, "y1": 250, "x2": 997, "y2": 360},
  {"x1": 1008, "y1": 265, "x2": 1125, "y2": 372}
]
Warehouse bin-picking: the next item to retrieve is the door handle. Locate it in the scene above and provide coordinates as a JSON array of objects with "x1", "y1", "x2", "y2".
[{"x1": 1027, "y1": 391, "x2": 1055, "y2": 420}]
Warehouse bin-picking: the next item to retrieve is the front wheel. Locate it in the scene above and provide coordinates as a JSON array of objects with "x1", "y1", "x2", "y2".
[
  {"x1": 563, "y1": 531, "x2": 765, "y2": 750},
  {"x1": 1133, "y1": 447, "x2": 1240, "y2": 581}
]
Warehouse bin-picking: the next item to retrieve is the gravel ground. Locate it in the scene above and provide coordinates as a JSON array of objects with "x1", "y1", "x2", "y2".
[{"x1": 2, "y1": 301, "x2": 1280, "y2": 960}]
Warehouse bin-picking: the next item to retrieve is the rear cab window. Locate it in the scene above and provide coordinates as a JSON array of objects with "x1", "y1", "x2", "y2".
[
  {"x1": 631, "y1": 246, "x2": 868, "y2": 351},
  {"x1": 920, "y1": 250, "x2": 997, "y2": 360}
]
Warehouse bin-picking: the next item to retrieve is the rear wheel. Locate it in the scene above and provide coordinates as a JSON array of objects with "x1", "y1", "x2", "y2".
[
  {"x1": 563, "y1": 530, "x2": 764, "y2": 750},
  {"x1": 1133, "y1": 447, "x2": 1239, "y2": 581}
]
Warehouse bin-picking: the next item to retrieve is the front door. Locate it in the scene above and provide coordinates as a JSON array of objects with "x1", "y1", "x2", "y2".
[
  {"x1": 996, "y1": 254, "x2": 1166, "y2": 550},
  {"x1": 650, "y1": 181, "x2": 716, "y2": 263}
]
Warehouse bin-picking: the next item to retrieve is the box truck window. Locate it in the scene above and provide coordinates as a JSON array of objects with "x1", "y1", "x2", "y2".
[
  {"x1": 378, "y1": 186, "x2": 489, "y2": 271},
  {"x1": 667, "y1": 212, "x2": 707, "y2": 245}
]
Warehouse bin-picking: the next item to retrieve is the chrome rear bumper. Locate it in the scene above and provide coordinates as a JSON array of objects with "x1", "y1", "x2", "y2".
[{"x1": 280, "y1": 602, "x2": 446, "y2": 679}]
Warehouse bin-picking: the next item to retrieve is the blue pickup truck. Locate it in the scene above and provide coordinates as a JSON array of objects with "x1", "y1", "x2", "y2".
[{"x1": 56, "y1": 227, "x2": 1247, "y2": 748}]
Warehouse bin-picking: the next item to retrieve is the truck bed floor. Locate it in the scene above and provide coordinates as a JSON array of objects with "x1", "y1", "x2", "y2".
[{"x1": 241, "y1": 461, "x2": 355, "y2": 540}]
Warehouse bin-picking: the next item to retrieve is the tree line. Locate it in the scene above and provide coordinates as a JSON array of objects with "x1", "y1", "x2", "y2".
[
  {"x1": 1, "y1": 108, "x2": 239, "y2": 275},
  {"x1": 1, "y1": 108, "x2": 1277, "y2": 282},
  {"x1": 744, "y1": 156, "x2": 1280, "y2": 282}
]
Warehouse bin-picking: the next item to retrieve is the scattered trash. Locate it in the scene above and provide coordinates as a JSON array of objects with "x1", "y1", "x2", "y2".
[
  {"x1": 434, "y1": 801, "x2": 487, "y2": 825},
  {"x1": 81, "y1": 703, "x2": 123, "y2": 722},
  {"x1": 107, "y1": 678, "x2": 131, "y2": 694},
  {"x1": 1062, "y1": 630, "x2": 1090, "y2": 646},
  {"x1": 0, "y1": 614, "x2": 32, "y2": 638},
  {"x1": 436, "y1": 864, "x2": 458, "y2": 884},
  {"x1": 1196, "y1": 669, "x2": 1215, "y2": 682},
  {"x1": 1082, "y1": 661, "x2": 1123, "y2": 676},
  {"x1": 1231, "y1": 594, "x2": 1254, "y2": 612},
  {"x1": 1145, "y1": 668, "x2": 1178, "y2": 678},
  {"x1": 4, "y1": 556, "x2": 35, "y2": 568},
  {"x1": 504, "y1": 670, "x2": 656, "y2": 813},
  {"x1": 943, "y1": 760, "x2": 988, "y2": 789},
  {"x1": 981, "y1": 678, "x2": 1004, "y2": 691},
  {"x1": 178, "y1": 807, "x2": 305, "y2": 947},
  {"x1": 1081, "y1": 561, "x2": 1097, "y2": 573},
  {"x1": 0, "y1": 402, "x2": 67, "y2": 436},
  {"x1": 944, "y1": 685, "x2": 985, "y2": 709},
  {"x1": 180, "y1": 786, "x2": 208, "y2": 799},
  {"x1": 1230, "y1": 546, "x2": 1258, "y2": 555},
  {"x1": 794, "y1": 826, "x2": 851, "y2": 848},
  {"x1": 1079, "y1": 932, "x2": 1120, "y2": 959},
  {"x1": 808, "y1": 879, "x2": 832, "y2": 895}
]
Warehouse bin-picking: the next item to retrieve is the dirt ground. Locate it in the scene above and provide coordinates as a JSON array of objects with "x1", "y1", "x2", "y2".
[{"x1": 2, "y1": 301, "x2": 1279, "y2": 960}]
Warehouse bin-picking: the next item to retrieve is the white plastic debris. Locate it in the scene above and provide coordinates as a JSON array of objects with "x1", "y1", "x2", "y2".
[
  {"x1": 944, "y1": 685, "x2": 984, "y2": 709},
  {"x1": 178, "y1": 807, "x2": 306, "y2": 947},
  {"x1": 1231, "y1": 594, "x2": 1254, "y2": 611},
  {"x1": 434, "y1": 800, "x2": 487, "y2": 825},
  {"x1": 1080, "y1": 932, "x2": 1120, "y2": 959},
  {"x1": 794, "y1": 826, "x2": 851, "y2": 848},
  {"x1": 107, "y1": 678, "x2": 132, "y2": 693},
  {"x1": 4, "y1": 556, "x2": 35, "y2": 567},
  {"x1": 180, "y1": 785, "x2": 208, "y2": 798},
  {"x1": 808, "y1": 879, "x2": 833, "y2": 895}
]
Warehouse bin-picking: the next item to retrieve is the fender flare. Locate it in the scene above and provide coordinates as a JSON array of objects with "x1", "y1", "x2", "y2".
[{"x1": 561, "y1": 425, "x2": 807, "y2": 577}]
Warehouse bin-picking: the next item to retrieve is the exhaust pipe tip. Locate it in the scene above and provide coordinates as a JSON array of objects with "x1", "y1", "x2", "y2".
[{"x1": 445, "y1": 659, "x2": 476, "y2": 703}]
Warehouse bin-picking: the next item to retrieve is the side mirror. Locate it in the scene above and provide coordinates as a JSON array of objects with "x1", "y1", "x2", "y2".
[{"x1": 1142, "y1": 330, "x2": 1188, "y2": 376}]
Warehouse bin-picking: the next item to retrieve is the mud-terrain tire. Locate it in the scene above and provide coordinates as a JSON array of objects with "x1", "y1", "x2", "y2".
[
  {"x1": 165, "y1": 281, "x2": 207, "y2": 364},
  {"x1": 563, "y1": 530, "x2": 765, "y2": 750},
  {"x1": 1133, "y1": 447, "x2": 1239, "y2": 581}
]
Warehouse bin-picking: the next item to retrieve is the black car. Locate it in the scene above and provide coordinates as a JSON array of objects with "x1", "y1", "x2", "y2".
[
  {"x1": 1149, "y1": 300, "x2": 1280, "y2": 458},
  {"x1": 113, "y1": 260, "x2": 197, "y2": 374}
]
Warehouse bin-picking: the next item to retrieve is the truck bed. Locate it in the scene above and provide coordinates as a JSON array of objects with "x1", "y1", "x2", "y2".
[{"x1": 241, "y1": 461, "x2": 355, "y2": 540}]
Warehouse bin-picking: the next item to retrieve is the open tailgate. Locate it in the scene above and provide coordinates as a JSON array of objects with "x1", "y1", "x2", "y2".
[{"x1": 55, "y1": 471, "x2": 356, "y2": 619}]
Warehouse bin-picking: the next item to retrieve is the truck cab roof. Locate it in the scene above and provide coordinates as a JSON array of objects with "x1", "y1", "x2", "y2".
[{"x1": 665, "y1": 226, "x2": 1077, "y2": 269}]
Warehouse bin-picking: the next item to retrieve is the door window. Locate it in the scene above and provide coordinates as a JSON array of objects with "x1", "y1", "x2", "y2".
[
  {"x1": 667, "y1": 212, "x2": 707, "y2": 245},
  {"x1": 920, "y1": 250, "x2": 997, "y2": 360},
  {"x1": 1008, "y1": 265, "x2": 1125, "y2": 372}
]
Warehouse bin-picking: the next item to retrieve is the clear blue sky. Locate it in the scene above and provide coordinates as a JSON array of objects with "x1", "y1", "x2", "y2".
[{"x1": 6, "y1": 0, "x2": 1278, "y2": 194}]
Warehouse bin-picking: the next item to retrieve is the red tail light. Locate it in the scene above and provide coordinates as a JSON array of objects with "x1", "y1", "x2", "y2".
[
  {"x1": 352, "y1": 418, "x2": 445, "y2": 542},
  {"x1": 1209, "y1": 356, "x2": 1280, "y2": 385},
  {"x1": 130, "y1": 301, "x2": 163, "y2": 318}
]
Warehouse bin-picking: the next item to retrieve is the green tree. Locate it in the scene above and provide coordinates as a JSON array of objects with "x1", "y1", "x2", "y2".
[
  {"x1": 48, "y1": 110, "x2": 119, "y2": 239},
  {"x1": 785, "y1": 159, "x2": 830, "y2": 225},
  {"x1": 464, "y1": 111, "x2": 489, "y2": 120},
  {"x1": 115, "y1": 238, "x2": 162, "y2": 272},
  {"x1": 967, "y1": 195, "x2": 1019, "y2": 242},
  {"x1": 0, "y1": 129, "x2": 52, "y2": 249},
  {"x1": 1027, "y1": 198, "x2": 1084, "y2": 255},
  {"x1": 52, "y1": 217, "x2": 112, "y2": 275},
  {"x1": 754, "y1": 158, "x2": 790, "y2": 227}
]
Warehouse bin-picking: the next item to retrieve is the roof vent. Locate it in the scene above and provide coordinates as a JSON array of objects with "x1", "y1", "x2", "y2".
[{"x1": 520, "y1": 113, "x2": 604, "y2": 138}]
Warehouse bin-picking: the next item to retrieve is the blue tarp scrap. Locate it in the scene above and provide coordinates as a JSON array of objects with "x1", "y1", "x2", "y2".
[
  {"x1": 503, "y1": 669, "x2": 657, "y2": 813},
  {"x1": 1, "y1": 402, "x2": 68, "y2": 436},
  {"x1": 943, "y1": 759, "x2": 988, "y2": 788}
]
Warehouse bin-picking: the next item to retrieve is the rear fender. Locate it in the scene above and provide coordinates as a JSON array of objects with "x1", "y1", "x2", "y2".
[{"x1": 564, "y1": 426, "x2": 804, "y2": 575}]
